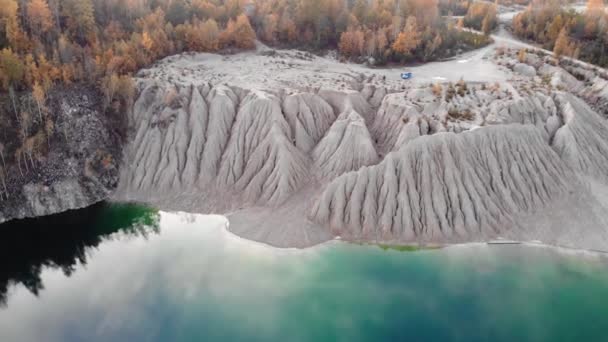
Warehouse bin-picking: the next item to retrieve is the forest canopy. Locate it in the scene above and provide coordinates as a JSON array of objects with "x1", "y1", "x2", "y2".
[
  {"x1": 512, "y1": 0, "x2": 608, "y2": 66},
  {"x1": 0, "y1": 0, "x2": 493, "y2": 100}
]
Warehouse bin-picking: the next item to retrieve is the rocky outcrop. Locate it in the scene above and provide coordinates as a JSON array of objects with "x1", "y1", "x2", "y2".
[
  {"x1": 579, "y1": 76, "x2": 608, "y2": 117},
  {"x1": 0, "y1": 87, "x2": 123, "y2": 224},
  {"x1": 514, "y1": 63, "x2": 536, "y2": 77}
]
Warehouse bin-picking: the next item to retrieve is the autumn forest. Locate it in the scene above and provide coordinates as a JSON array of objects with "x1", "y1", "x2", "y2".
[
  {"x1": 513, "y1": 0, "x2": 608, "y2": 66},
  {"x1": 0, "y1": 0, "x2": 494, "y2": 101}
]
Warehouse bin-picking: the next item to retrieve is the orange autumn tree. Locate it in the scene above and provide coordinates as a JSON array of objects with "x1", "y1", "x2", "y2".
[
  {"x1": 220, "y1": 14, "x2": 256, "y2": 49},
  {"x1": 338, "y1": 28, "x2": 364, "y2": 58},
  {"x1": 553, "y1": 28, "x2": 572, "y2": 58},
  {"x1": 177, "y1": 18, "x2": 220, "y2": 52},
  {"x1": 546, "y1": 14, "x2": 564, "y2": 42},
  {"x1": 200, "y1": 19, "x2": 220, "y2": 51},
  {"x1": 233, "y1": 14, "x2": 256, "y2": 49},
  {"x1": 32, "y1": 81, "x2": 45, "y2": 120},
  {"x1": 26, "y1": 0, "x2": 54, "y2": 40},
  {"x1": 392, "y1": 16, "x2": 421, "y2": 59},
  {"x1": 0, "y1": 0, "x2": 30, "y2": 52}
]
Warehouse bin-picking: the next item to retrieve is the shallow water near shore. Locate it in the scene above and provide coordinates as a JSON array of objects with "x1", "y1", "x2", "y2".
[{"x1": 0, "y1": 204, "x2": 607, "y2": 342}]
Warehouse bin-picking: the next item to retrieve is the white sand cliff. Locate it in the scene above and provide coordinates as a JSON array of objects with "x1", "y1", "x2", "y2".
[{"x1": 113, "y1": 46, "x2": 608, "y2": 250}]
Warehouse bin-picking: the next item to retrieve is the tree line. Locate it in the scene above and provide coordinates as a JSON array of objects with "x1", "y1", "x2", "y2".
[
  {"x1": 463, "y1": 2, "x2": 498, "y2": 34},
  {"x1": 0, "y1": 0, "x2": 496, "y2": 99},
  {"x1": 261, "y1": 0, "x2": 496, "y2": 63},
  {"x1": 0, "y1": 0, "x2": 260, "y2": 104},
  {"x1": 513, "y1": 0, "x2": 608, "y2": 65}
]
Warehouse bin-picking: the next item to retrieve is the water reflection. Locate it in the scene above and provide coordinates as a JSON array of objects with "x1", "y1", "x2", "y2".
[
  {"x1": 0, "y1": 203, "x2": 160, "y2": 306},
  {"x1": 0, "y1": 209, "x2": 607, "y2": 342}
]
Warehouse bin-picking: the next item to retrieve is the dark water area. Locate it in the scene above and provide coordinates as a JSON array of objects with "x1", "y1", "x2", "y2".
[
  {"x1": 0, "y1": 203, "x2": 160, "y2": 306},
  {"x1": 0, "y1": 205, "x2": 607, "y2": 342}
]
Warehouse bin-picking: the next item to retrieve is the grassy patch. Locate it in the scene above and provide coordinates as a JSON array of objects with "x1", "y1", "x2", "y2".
[
  {"x1": 348, "y1": 241, "x2": 443, "y2": 252},
  {"x1": 377, "y1": 244, "x2": 443, "y2": 252}
]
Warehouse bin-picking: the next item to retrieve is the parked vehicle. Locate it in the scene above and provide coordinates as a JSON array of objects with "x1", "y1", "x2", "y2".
[{"x1": 401, "y1": 72, "x2": 413, "y2": 80}]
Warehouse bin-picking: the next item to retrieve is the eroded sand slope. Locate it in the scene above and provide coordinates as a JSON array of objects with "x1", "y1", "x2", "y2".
[{"x1": 114, "y1": 48, "x2": 608, "y2": 250}]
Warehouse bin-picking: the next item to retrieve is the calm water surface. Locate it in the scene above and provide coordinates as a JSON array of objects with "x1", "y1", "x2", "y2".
[{"x1": 0, "y1": 204, "x2": 607, "y2": 342}]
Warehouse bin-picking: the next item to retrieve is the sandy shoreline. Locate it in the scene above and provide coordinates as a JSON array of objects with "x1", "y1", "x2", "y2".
[
  {"x1": 223, "y1": 212, "x2": 608, "y2": 260},
  {"x1": 226, "y1": 212, "x2": 608, "y2": 258},
  {"x1": 154, "y1": 208, "x2": 608, "y2": 261}
]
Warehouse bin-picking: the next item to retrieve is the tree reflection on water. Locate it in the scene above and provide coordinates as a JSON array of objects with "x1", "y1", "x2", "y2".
[{"x1": 0, "y1": 203, "x2": 160, "y2": 306}]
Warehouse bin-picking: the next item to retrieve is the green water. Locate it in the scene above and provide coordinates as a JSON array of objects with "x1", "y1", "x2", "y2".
[{"x1": 0, "y1": 204, "x2": 607, "y2": 342}]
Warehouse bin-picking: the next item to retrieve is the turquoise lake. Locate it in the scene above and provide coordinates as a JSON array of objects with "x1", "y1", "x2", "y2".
[{"x1": 0, "y1": 203, "x2": 607, "y2": 342}]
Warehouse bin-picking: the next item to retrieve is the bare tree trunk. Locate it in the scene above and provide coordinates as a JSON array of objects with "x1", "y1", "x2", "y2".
[
  {"x1": 9, "y1": 87, "x2": 19, "y2": 123},
  {"x1": 28, "y1": 99, "x2": 33, "y2": 119},
  {"x1": 22, "y1": 153, "x2": 29, "y2": 173},
  {"x1": 17, "y1": 155, "x2": 24, "y2": 178},
  {"x1": 36, "y1": 102, "x2": 42, "y2": 122},
  {"x1": 0, "y1": 149, "x2": 5, "y2": 172},
  {"x1": 0, "y1": 149, "x2": 5, "y2": 197},
  {"x1": 1, "y1": 176, "x2": 7, "y2": 200}
]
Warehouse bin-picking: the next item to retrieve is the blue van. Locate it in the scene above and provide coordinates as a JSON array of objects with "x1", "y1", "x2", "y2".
[{"x1": 401, "y1": 72, "x2": 413, "y2": 80}]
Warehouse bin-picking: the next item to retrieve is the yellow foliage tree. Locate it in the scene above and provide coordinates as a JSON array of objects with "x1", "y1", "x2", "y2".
[
  {"x1": 233, "y1": 14, "x2": 256, "y2": 49},
  {"x1": 553, "y1": 28, "x2": 571, "y2": 59},
  {"x1": 221, "y1": 14, "x2": 256, "y2": 49},
  {"x1": 392, "y1": 16, "x2": 420, "y2": 57},
  {"x1": 200, "y1": 19, "x2": 220, "y2": 51},
  {"x1": 338, "y1": 28, "x2": 364, "y2": 58},
  {"x1": 0, "y1": 0, "x2": 30, "y2": 52},
  {"x1": 142, "y1": 31, "x2": 154, "y2": 50},
  {"x1": 547, "y1": 14, "x2": 564, "y2": 42},
  {"x1": 0, "y1": 48, "x2": 24, "y2": 91},
  {"x1": 32, "y1": 81, "x2": 46, "y2": 121},
  {"x1": 27, "y1": 0, "x2": 54, "y2": 39},
  {"x1": 62, "y1": 0, "x2": 95, "y2": 42},
  {"x1": 518, "y1": 48, "x2": 527, "y2": 62}
]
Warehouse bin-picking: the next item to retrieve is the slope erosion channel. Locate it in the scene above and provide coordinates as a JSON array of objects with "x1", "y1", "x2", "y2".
[{"x1": 113, "y1": 48, "x2": 608, "y2": 250}]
